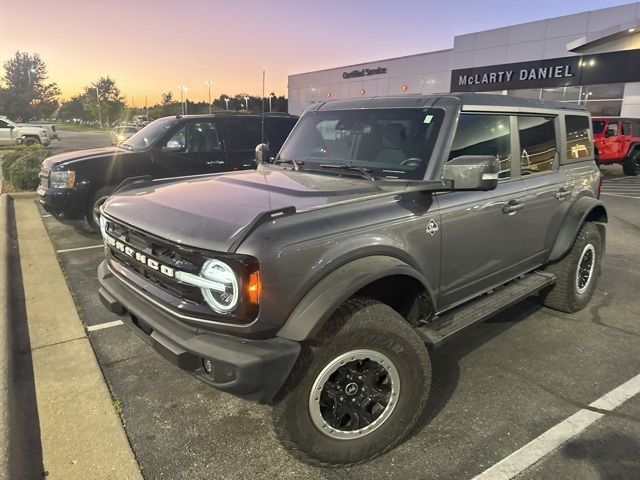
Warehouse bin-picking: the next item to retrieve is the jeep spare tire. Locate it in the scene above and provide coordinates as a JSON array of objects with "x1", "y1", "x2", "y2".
[{"x1": 273, "y1": 298, "x2": 431, "y2": 466}]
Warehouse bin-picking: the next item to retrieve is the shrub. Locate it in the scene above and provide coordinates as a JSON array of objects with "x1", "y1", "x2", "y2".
[{"x1": 2, "y1": 146, "x2": 50, "y2": 191}]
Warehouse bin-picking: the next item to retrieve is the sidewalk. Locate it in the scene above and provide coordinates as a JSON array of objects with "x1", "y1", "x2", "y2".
[{"x1": 3, "y1": 194, "x2": 142, "y2": 479}]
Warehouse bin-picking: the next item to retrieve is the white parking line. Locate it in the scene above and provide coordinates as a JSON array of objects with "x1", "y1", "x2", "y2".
[
  {"x1": 86, "y1": 320, "x2": 124, "y2": 332},
  {"x1": 602, "y1": 193, "x2": 640, "y2": 199},
  {"x1": 56, "y1": 244, "x2": 104, "y2": 254},
  {"x1": 471, "y1": 372, "x2": 640, "y2": 480}
]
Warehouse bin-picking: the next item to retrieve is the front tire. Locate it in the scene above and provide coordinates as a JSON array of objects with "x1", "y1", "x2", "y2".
[
  {"x1": 84, "y1": 185, "x2": 115, "y2": 232},
  {"x1": 273, "y1": 298, "x2": 431, "y2": 467},
  {"x1": 542, "y1": 222, "x2": 603, "y2": 313}
]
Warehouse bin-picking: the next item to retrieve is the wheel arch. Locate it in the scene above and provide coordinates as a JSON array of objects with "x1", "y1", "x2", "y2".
[
  {"x1": 547, "y1": 196, "x2": 607, "y2": 263},
  {"x1": 276, "y1": 255, "x2": 434, "y2": 342}
]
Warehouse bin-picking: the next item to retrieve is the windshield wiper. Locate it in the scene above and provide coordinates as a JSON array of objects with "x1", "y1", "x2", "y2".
[
  {"x1": 273, "y1": 158, "x2": 304, "y2": 171},
  {"x1": 320, "y1": 164, "x2": 376, "y2": 182}
]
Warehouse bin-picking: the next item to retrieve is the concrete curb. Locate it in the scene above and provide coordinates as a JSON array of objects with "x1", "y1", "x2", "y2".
[
  {"x1": 4, "y1": 195, "x2": 142, "y2": 479},
  {"x1": 0, "y1": 194, "x2": 11, "y2": 479}
]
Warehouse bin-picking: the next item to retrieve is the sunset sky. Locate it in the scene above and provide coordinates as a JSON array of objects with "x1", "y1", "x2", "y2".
[{"x1": 0, "y1": 0, "x2": 631, "y2": 105}]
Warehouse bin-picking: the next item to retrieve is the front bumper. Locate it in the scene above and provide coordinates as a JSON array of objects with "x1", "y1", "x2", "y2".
[
  {"x1": 37, "y1": 185, "x2": 87, "y2": 220},
  {"x1": 97, "y1": 260, "x2": 301, "y2": 403}
]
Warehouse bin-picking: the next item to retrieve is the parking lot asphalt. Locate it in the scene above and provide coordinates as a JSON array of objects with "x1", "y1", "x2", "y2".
[
  {"x1": 47, "y1": 129, "x2": 111, "y2": 153},
  {"x1": 36, "y1": 163, "x2": 640, "y2": 480}
]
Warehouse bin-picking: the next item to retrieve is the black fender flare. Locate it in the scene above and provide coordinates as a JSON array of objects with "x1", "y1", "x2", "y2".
[
  {"x1": 276, "y1": 255, "x2": 431, "y2": 342},
  {"x1": 547, "y1": 196, "x2": 607, "y2": 263}
]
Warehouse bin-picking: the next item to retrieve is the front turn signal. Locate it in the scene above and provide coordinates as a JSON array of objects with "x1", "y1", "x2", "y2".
[{"x1": 247, "y1": 271, "x2": 261, "y2": 305}]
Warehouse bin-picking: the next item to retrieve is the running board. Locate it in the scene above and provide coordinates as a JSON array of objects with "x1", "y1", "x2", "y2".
[{"x1": 417, "y1": 272, "x2": 556, "y2": 349}]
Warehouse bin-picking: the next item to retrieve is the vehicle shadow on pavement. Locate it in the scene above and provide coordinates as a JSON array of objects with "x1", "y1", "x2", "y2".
[
  {"x1": 410, "y1": 300, "x2": 543, "y2": 438},
  {"x1": 561, "y1": 432, "x2": 640, "y2": 479}
]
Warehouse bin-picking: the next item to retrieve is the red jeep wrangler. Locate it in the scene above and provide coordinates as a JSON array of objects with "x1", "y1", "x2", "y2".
[{"x1": 592, "y1": 117, "x2": 640, "y2": 176}]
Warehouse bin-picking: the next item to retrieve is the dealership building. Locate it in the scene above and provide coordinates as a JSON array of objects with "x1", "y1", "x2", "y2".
[{"x1": 288, "y1": 2, "x2": 640, "y2": 117}]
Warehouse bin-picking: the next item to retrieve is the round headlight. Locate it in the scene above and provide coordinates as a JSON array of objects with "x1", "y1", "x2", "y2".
[{"x1": 200, "y1": 259, "x2": 239, "y2": 313}]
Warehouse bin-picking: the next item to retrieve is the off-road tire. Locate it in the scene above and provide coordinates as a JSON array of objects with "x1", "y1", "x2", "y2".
[
  {"x1": 84, "y1": 185, "x2": 115, "y2": 233},
  {"x1": 23, "y1": 136, "x2": 40, "y2": 146},
  {"x1": 622, "y1": 150, "x2": 640, "y2": 176},
  {"x1": 542, "y1": 222, "x2": 603, "y2": 313},
  {"x1": 273, "y1": 298, "x2": 431, "y2": 467}
]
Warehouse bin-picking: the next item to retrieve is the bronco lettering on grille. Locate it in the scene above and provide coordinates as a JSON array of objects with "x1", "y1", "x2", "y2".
[{"x1": 106, "y1": 234, "x2": 175, "y2": 278}]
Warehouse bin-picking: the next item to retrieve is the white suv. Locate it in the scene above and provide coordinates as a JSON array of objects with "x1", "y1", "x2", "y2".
[{"x1": 0, "y1": 116, "x2": 51, "y2": 146}]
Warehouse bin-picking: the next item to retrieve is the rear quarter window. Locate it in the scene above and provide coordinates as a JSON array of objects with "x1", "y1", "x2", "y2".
[{"x1": 565, "y1": 115, "x2": 593, "y2": 163}]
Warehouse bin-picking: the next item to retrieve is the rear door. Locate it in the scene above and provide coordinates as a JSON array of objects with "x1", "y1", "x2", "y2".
[
  {"x1": 438, "y1": 113, "x2": 529, "y2": 309},
  {"x1": 264, "y1": 116, "x2": 298, "y2": 154},
  {"x1": 621, "y1": 120, "x2": 634, "y2": 158},
  {"x1": 220, "y1": 117, "x2": 262, "y2": 169},
  {"x1": 516, "y1": 114, "x2": 566, "y2": 268}
]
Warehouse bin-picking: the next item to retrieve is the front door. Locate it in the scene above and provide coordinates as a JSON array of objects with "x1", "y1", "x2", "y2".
[
  {"x1": 153, "y1": 120, "x2": 227, "y2": 177},
  {"x1": 438, "y1": 113, "x2": 529, "y2": 309}
]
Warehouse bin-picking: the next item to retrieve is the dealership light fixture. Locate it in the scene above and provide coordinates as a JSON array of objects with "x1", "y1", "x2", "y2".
[{"x1": 629, "y1": 28, "x2": 636, "y2": 32}]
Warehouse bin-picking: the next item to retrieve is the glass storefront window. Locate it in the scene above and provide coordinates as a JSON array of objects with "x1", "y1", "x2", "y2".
[
  {"x1": 507, "y1": 89, "x2": 541, "y2": 99},
  {"x1": 542, "y1": 86, "x2": 581, "y2": 102},
  {"x1": 582, "y1": 83, "x2": 625, "y2": 100},
  {"x1": 586, "y1": 100, "x2": 623, "y2": 116}
]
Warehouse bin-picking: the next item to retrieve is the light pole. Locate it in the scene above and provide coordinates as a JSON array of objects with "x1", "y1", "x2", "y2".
[
  {"x1": 205, "y1": 81, "x2": 213, "y2": 114},
  {"x1": 95, "y1": 86, "x2": 102, "y2": 128},
  {"x1": 178, "y1": 86, "x2": 188, "y2": 115},
  {"x1": 244, "y1": 96, "x2": 250, "y2": 111},
  {"x1": 143, "y1": 91, "x2": 148, "y2": 121},
  {"x1": 224, "y1": 97, "x2": 229, "y2": 110},
  {"x1": 27, "y1": 68, "x2": 36, "y2": 84},
  {"x1": 269, "y1": 93, "x2": 275, "y2": 113}
]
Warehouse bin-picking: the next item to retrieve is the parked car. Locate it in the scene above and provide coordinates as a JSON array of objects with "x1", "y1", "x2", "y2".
[
  {"x1": 0, "y1": 116, "x2": 51, "y2": 146},
  {"x1": 97, "y1": 93, "x2": 606, "y2": 465},
  {"x1": 37, "y1": 112, "x2": 298, "y2": 231},
  {"x1": 110, "y1": 126, "x2": 139, "y2": 145},
  {"x1": 592, "y1": 117, "x2": 640, "y2": 175}
]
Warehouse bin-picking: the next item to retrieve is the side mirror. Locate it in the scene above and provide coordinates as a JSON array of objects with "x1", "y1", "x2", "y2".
[
  {"x1": 255, "y1": 143, "x2": 270, "y2": 163},
  {"x1": 8, "y1": 125, "x2": 15, "y2": 130},
  {"x1": 442, "y1": 155, "x2": 500, "y2": 191}
]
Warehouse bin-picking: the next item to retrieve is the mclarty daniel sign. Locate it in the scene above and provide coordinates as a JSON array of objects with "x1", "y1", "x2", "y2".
[
  {"x1": 451, "y1": 49, "x2": 640, "y2": 92},
  {"x1": 343, "y1": 67, "x2": 387, "y2": 79}
]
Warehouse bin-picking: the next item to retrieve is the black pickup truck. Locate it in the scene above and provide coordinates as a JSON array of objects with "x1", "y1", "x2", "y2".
[{"x1": 37, "y1": 112, "x2": 298, "y2": 231}]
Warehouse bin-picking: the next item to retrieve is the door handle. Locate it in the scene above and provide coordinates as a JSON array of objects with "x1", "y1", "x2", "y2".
[
  {"x1": 502, "y1": 200, "x2": 525, "y2": 215},
  {"x1": 555, "y1": 187, "x2": 571, "y2": 200}
]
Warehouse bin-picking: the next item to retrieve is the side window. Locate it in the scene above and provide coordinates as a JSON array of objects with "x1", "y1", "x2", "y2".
[
  {"x1": 0, "y1": 120, "x2": 8, "y2": 129},
  {"x1": 622, "y1": 121, "x2": 632, "y2": 136},
  {"x1": 518, "y1": 116, "x2": 557, "y2": 175},
  {"x1": 186, "y1": 122, "x2": 220, "y2": 153},
  {"x1": 162, "y1": 122, "x2": 221, "y2": 153},
  {"x1": 449, "y1": 114, "x2": 512, "y2": 179},
  {"x1": 605, "y1": 122, "x2": 618, "y2": 137},
  {"x1": 225, "y1": 119, "x2": 262, "y2": 151},
  {"x1": 633, "y1": 121, "x2": 640, "y2": 137},
  {"x1": 564, "y1": 115, "x2": 592, "y2": 162}
]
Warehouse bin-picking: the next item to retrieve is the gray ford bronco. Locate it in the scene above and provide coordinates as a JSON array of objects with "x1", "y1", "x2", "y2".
[{"x1": 97, "y1": 93, "x2": 606, "y2": 466}]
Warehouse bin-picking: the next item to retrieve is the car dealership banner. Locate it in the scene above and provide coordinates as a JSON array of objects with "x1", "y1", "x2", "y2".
[{"x1": 451, "y1": 48, "x2": 640, "y2": 92}]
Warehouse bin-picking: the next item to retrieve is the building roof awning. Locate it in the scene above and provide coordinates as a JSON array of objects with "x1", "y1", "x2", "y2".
[{"x1": 567, "y1": 20, "x2": 639, "y2": 53}]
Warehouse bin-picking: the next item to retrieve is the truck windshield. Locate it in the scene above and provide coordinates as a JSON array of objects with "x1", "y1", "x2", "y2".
[
  {"x1": 277, "y1": 108, "x2": 444, "y2": 180},
  {"x1": 122, "y1": 117, "x2": 178, "y2": 150},
  {"x1": 592, "y1": 120, "x2": 606, "y2": 134}
]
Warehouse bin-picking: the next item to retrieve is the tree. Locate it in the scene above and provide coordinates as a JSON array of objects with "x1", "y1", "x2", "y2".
[
  {"x1": 59, "y1": 95, "x2": 88, "y2": 121},
  {"x1": 82, "y1": 76, "x2": 125, "y2": 126},
  {"x1": 0, "y1": 51, "x2": 61, "y2": 120},
  {"x1": 161, "y1": 91, "x2": 173, "y2": 105}
]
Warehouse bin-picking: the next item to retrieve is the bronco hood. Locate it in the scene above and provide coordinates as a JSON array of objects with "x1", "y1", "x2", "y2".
[
  {"x1": 102, "y1": 168, "x2": 381, "y2": 252},
  {"x1": 42, "y1": 147, "x2": 129, "y2": 169}
]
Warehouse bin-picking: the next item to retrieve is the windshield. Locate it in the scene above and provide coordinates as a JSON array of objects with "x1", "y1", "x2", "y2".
[
  {"x1": 277, "y1": 108, "x2": 444, "y2": 180},
  {"x1": 122, "y1": 117, "x2": 177, "y2": 150},
  {"x1": 592, "y1": 120, "x2": 606, "y2": 134}
]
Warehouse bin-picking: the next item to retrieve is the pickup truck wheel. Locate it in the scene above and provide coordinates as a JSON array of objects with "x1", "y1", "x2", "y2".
[
  {"x1": 542, "y1": 222, "x2": 603, "y2": 313},
  {"x1": 85, "y1": 185, "x2": 115, "y2": 232},
  {"x1": 273, "y1": 298, "x2": 431, "y2": 467},
  {"x1": 622, "y1": 150, "x2": 640, "y2": 176},
  {"x1": 23, "y1": 136, "x2": 40, "y2": 146}
]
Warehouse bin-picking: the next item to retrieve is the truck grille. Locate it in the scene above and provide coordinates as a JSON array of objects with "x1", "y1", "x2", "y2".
[{"x1": 39, "y1": 169, "x2": 50, "y2": 188}]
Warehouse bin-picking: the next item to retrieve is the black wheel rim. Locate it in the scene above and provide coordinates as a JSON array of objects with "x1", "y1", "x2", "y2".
[
  {"x1": 576, "y1": 244, "x2": 595, "y2": 293},
  {"x1": 309, "y1": 349, "x2": 400, "y2": 439}
]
